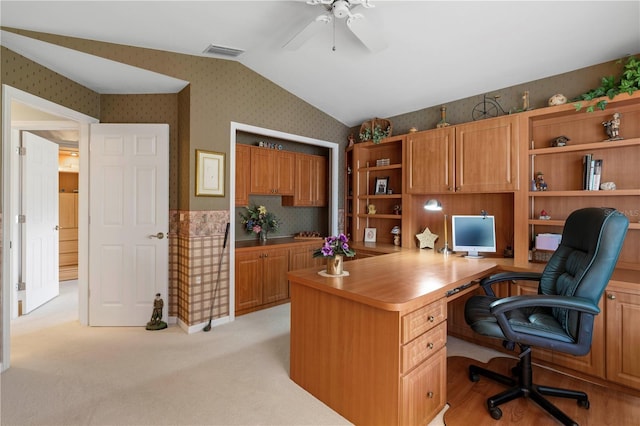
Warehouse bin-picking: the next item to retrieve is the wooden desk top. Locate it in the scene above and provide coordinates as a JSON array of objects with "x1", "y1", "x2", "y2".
[{"x1": 288, "y1": 249, "x2": 513, "y2": 313}]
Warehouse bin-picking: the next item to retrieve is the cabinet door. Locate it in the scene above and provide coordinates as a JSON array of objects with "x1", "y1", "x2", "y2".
[
  {"x1": 606, "y1": 286, "x2": 640, "y2": 390},
  {"x1": 59, "y1": 193, "x2": 78, "y2": 228},
  {"x1": 289, "y1": 243, "x2": 316, "y2": 271},
  {"x1": 406, "y1": 128, "x2": 454, "y2": 194},
  {"x1": 250, "y1": 147, "x2": 275, "y2": 194},
  {"x1": 262, "y1": 248, "x2": 290, "y2": 304},
  {"x1": 401, "y1": 349, "x2": 446, "y2": 426},
  {"x1": 291, "y1": 153, "x2": 314, "y2": 206},
  {"x1": 313, "y1": 155, "x2": 327, "y2": 206},
  {"x1": 235, "y1": 251, "x2": 263, "y2": 312},
  {"x1": 275, "y1": 150, "x2": 295, "y2": 195},
  {"x1": 455, "y1": 116, "x2": 519, "y2": 192},
  {"x1": 235, "y1": 144, "x2": 251, "y2": 206},
  {"x1": 286, "y1": 154, "x2": 327, "y2": 207}
]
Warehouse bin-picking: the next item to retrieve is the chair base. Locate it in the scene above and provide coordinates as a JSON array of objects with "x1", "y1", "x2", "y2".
[{"x1": 468, "y1": 348, "x2": 589, "y2": 426}]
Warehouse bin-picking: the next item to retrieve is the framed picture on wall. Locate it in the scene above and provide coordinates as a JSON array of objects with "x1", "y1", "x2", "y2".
[
  {"x1": 196, "y1": 149, "x2": 225, "y2": 197},
  {"x1": 374, "y1": 177, "x2": 389, "y2": 195},
  {"x1": 364, "y1": 227, "x2": 377, "y2": 243}
]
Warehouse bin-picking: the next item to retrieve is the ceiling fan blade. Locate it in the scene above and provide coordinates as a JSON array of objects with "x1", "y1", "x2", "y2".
[
  {"x1": 346, "y1": 14, "x2": 387, "y2": 53},
  {"x1": 283, "y1": 13, "x2": 332, "y2": 50}
]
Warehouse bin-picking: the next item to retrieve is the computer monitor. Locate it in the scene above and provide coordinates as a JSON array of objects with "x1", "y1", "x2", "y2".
[{"x1": 451, "y1": 215, "x2": 496, "y2": 258}]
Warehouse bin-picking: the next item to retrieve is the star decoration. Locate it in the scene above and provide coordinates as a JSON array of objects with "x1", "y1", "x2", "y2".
[{"x1": 416, "y1": 227, "x2": 439, "y2": 249}]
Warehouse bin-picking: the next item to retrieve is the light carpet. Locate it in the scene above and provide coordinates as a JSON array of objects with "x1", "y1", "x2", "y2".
[{"x1": 1, "y1": 281, "x2": 504, "y2": 426}]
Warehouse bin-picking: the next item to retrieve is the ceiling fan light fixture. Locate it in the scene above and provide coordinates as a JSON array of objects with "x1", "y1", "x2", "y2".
[{"x1": 332, "y1": 1, "x2": 351, "y2": 19}]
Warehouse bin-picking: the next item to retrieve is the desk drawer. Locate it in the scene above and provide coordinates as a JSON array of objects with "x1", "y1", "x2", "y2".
[
  {"x1": 401, "y1": 299, "x2": 446, "y2": 344},
  {"x1": 402, "y1": 322, "x2": 446, "y2": 374}
]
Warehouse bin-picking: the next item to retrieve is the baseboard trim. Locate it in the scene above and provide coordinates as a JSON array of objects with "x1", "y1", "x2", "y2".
[{"x1": 177, "y1": 315, "x2": 231, "y2": 334}]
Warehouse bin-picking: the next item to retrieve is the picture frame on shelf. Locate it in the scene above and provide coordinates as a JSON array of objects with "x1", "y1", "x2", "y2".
[
  {"x1": 374, "y1": 177, "x2": 389, "y2": 195},
  {"x1": 364, "y1": 227, "x2": 377, "y2": 243},
  {"x1": 196, "y1": 149, "x2": 225, "y2": 196}
]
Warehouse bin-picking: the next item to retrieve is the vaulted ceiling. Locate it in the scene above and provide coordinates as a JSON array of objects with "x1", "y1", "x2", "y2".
[{"x1": 2, "y1": 1, "x2": 639, "y2": 126}]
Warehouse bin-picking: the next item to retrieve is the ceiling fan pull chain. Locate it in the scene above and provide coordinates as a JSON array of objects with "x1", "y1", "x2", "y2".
[{"x1": 332, "y1": 16, "x2": 336, "y2": 51}]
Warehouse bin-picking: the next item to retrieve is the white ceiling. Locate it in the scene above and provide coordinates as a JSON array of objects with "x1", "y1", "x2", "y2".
[{"x1": 1, "y1": 1, "x2": 639, "y2": 127}]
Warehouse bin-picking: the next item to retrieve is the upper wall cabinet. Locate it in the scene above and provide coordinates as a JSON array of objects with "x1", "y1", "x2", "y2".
[
  {"x1": 236, "y1": 144, "x2": 251, "y2": 206},
  {"x1": 405, "y1": 127, "x2": 455, "y2": 194},
  {"x1": 406, "y1": 115, "x2": 519, "y2": 194},
  {"x1": 250, "y1": 146, "x2": 295, "y2": 196},
  {"x1": 283, "y1": 153, "x2": 327, "y2": 207}
]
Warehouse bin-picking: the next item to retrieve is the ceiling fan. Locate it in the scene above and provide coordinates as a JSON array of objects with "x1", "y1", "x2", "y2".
[{"x1": 283, "y1": 0, "x2": 387, "y2": 52}]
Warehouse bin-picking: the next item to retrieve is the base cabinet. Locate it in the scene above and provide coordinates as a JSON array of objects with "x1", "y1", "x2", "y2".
[
  {"x1": 606, "y1": 283, "x2": 640, "y2": 390},
  {"x1": 401, "y1": 348, "x2": 446, "y2": 426},
  {"x1": 235, "y1": 247, "x2": 289, "y2": 315},
  {"x1": 289, "y1": 242, "x2": 324, "y2": 271}
]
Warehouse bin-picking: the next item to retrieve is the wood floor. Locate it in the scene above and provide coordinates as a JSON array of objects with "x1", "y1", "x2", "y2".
[{"x1": 445, "y1": 356, "x2": 640, "y2": 425}]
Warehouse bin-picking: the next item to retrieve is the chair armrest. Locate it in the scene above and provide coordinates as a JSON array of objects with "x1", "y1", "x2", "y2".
[
  {"x1": 479, "y1": 272, "x2": 542, "y2": 296},
  {"x1": 489, "y1": 295, "x2": 600, "y2": 316},
  {"x1": 489, "y1": 295, "x2": 601, "y2": 351}
]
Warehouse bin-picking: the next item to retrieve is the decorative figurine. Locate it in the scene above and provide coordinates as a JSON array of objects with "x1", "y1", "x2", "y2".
[
  {"x1": 416, "y1": 227, "x2": 438, "y2": 249},
  {"x1": 539, "y1": 210, "x2": 551, "y2": 220},
  {"x1": 522, "y1": 91, "x2": 531, "y2": 111},
  {"x1": 535, "y1": 172, "x2": 548, "y2": 191},
  {"x1": 368, "y1": 204, "x2": 376, "y2": 215},
  {"x1": 548, "y1": 94, "x2": 567, "y2": 106},
  {"x1": 392, "y1": 204, "x2": 401, "y2": 215},
  {"x1": 146, "y1": 293, "x2": 167, "y2": 330},
  {"x1": 550, "y1": 135, "x2": 569, "y2": 147},
  {"x1": 602, "y1": 112, "x2": 623, "y2": 141},
  {"x1": 347, "y1": 133, "x2": 356, "y2": 147},
  {"x1": 391, "y1": 226, "x2": 401, "y2": 246}
]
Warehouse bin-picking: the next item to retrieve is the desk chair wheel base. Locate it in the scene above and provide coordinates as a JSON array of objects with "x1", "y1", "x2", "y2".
[{"x1": 468, "y1": 350, "x2": 588, "y2": 426}]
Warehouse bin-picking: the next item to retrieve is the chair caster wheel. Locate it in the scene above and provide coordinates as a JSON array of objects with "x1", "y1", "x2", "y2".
[
  {"x1": 578, "y1": 399, "x2": 590, "y2": 409},
  {"x1": 489, "y1": 407, "x2": 502, "y2": 420},
  {"x1": 469, "y1": 372, "x2": 480, "y2": 382}
]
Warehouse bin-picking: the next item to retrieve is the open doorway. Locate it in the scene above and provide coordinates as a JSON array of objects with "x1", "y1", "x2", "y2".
[{"x1": 2, "y1": 85, "x2": 98, "y2": 371}]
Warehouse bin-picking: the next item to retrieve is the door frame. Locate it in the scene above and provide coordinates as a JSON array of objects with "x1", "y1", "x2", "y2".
[{"x1": 2, "y1": 85, "x2": 98, "y2": 371}]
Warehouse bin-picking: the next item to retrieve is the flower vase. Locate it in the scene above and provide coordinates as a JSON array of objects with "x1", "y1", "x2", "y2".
[
  {"x1": 326, "y1": 255, "x2": 344, "y2": 275},
  {"x1": 259, "y1": 231, "x2": 268, "y2": 243}
]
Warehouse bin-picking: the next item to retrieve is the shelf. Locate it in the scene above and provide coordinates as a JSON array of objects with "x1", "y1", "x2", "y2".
[
  {"x1": 529, "y1": 219, "x2": 640, "y2": 230},
  {"x1": 357, "y1": 214, "x2": 402, "y2": 220},
  {"x1": 529, "y1": 189, "x2": 640, "y2": 197},
  {"x1": 358, "y1": 164, "x2": 402, "y2": 172},
  {"x1": 529, "y1": 137, "x2": 640, "y2": 155},
  {"x1": 358, "y1": 194, "x2": 403, "y2": 200}
]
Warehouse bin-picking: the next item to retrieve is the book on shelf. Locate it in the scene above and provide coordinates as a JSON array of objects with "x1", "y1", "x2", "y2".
[
  {"x1": 592, "y1": 159, "x2": 602, "y2": 191},
  {"x1": 583, "y1": 154, "x2": 592, "y2": 190},
  {"x1": 582, "y1": 154, "x2": 603, "y2": 191}
]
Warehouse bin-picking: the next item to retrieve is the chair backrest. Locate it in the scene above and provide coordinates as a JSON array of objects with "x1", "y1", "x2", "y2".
[{"x1": 540, "y1": 207, "x2": 628, "y2": 339}]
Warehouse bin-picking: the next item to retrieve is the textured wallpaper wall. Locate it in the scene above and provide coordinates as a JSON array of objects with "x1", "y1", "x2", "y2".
[{"x1": 4, "y1": 28, "x2": 351, "y2": 212}]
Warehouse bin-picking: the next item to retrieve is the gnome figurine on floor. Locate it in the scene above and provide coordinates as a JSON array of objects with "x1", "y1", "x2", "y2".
[{"x1": 146, "y1": 293, "x2": 168, "y2": 330}]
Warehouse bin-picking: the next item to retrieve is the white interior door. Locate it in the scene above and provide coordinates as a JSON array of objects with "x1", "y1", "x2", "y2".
[
  {"x1": 21, "y1": 132, "x2": 60, "y2": 313},
  {"x1": 89, "y1": 124, "x2": 169, "y2": 326}
]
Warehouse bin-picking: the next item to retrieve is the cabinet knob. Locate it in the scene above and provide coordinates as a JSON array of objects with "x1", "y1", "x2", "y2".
[
  {"x1": 427, "y1": 342, "x2": 434, "y2": 350},
  {"x1": 456, "y1": 186, "x2": 461, "y2": 191},
  {"x1": 608, "y1": 293, "x2": 616, "y2": 300},
  {"x1": 426, "y1": 391, "x2": 434, "y2": 399},
  {"x1": 428, "y1": 315, "x2": 435, "y2": 322}
]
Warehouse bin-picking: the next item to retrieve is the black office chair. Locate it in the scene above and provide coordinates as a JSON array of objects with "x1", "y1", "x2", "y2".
[{"x1": 464, "y1": 207, "x2": 628, "y2": 426}]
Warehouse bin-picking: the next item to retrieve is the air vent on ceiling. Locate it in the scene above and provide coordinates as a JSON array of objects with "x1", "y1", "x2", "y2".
[{"x1": 203, "y1": 44, "x2": 245, "y2": 57}]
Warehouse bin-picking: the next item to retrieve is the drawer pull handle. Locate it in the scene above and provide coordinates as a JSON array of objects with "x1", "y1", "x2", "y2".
[
  {"x1": 427, "y1": 342, "x2": 434, "y2": 350},
  {"x1": 426, "y1": 391, "x2": 434, "y2": 399},
  {"x1": 428, "y1": 315, "x2": 435, "y2": 323},
  {"x1": 608, "y1": 293, "x2": 616, "y2": 300}
]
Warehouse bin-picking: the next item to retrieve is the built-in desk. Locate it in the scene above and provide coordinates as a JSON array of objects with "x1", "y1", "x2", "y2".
[{"x1": 288, "y1": 249, "x2": 514, "y2": 425}]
